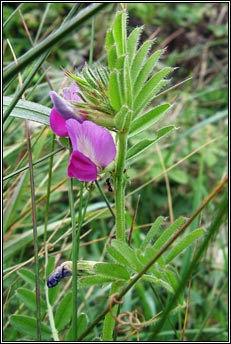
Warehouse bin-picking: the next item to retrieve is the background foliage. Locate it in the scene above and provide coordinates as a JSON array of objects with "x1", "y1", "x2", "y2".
[{"x1": 3, "y1": 2, "x2": 228, "y2": 341}]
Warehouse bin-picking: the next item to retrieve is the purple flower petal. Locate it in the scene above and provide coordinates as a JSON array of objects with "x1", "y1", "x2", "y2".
[
  {"x1": 68, "y1": 150, "x2": 97, "y2": 182},
  {"x1": 63, "y1": 83, "x2": 82, "y2": 102},
  {"x1": 66, "y1": 119, "x2": 116, "y2": 169},
  {"x1": 50, "y1": 108, "x2": 68, "y2": 137},
  {"x1": 50, "y1": 91, "x2": 79, "y2": 120}
]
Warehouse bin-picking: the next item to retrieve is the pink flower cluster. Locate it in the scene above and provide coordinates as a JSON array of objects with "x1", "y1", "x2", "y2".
[{"x1": 50, "y1": 83, "x2": 116, "y2": 182}]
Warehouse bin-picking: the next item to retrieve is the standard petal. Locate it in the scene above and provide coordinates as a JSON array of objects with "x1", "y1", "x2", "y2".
[
  {"x1": 67, "y1": 150, "x2": 97, "y2": 182},
  {"x1": 50, "y1": 108, "x2": 68, "y2": 137},
  {"x1": 88, "y1": 122, "x2": 117, "y2": 168},
  {"x1": 66, "y1": 119, "x2": 116, "y2": 169},
  {"x1": 65, "y1": 119, "x2": 82, "y2": 151},
  {"x1": 63, "y1": 83, "x2": 82, "y2": 102}
]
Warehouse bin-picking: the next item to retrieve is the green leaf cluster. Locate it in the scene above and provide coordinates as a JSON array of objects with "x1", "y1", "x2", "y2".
[
  {"x1": 107, "y1": 217, "x2": 204, "y2": 296},
  {"x1": 106, "y1": 10, "x2": 173, "y2": 121},
  {"x1": 6, "y1": 195, "x2": 202, "y2": 340},
  {"x1": 79, "y1": 216, "x2": 204, "y2": 298},
  {"x1": 105, "y1": 10, "x2": 175, "y2": 158}
]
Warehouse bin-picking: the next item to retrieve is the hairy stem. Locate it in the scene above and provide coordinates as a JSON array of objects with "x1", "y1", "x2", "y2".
[
  {"x1": 101, "y1": 131, "x2": 128, "y2": 339},
  {"x1": 114, "y1": 131, "x2": 127, "y2": 241}
]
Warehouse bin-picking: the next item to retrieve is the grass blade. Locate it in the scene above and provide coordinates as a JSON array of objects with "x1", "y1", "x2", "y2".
[{"x1": 3, "y1": 3, "x2": 109, "y2": 85}]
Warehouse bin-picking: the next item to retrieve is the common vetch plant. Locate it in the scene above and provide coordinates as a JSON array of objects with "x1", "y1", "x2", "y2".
[
  {"x1": 5, "y1": 4, "x2": 227, "y2": 342},
  {"x1": 45, "y1": 8, "x2": 206, "y2": 341}
]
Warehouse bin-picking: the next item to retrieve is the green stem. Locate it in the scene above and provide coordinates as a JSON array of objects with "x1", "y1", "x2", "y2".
[
  {"x1": 25, "y1": 121, "x2": 41, "y2": 340},
  {"x1": 68, "y1": 179, "x2": 84, "y2": 340},
  {"x1": 114, "y1": 131, "x2": 127, "y2": 241},
  {"x1": 44, "y1": 134, "x2": 59, "y2": 341},
  {"x1": 68, "y1": 177, "x2": 77, "y2": 340},
  {"x1": 102, "y1": 131, "x2": 128, "y2": 339}
]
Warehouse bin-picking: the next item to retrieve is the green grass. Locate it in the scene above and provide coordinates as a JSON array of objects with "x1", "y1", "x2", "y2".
[{"x1": 3, "y1": 3, "x2": 228, "y2": 342}]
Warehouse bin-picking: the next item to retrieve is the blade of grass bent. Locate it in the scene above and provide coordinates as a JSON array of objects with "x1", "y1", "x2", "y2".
[
  {"x1": 44, "y1": 133, "x2": 59, "y2": 341},
  {"x1": 3, "y1": 3, "x2": 109, "y2": 85},
  {"x1": 3, "y1": 52, "x2": 49, "y2": 123},
  {"x1": 25, "y1": 120, "x2": 41, "y2": 340}
]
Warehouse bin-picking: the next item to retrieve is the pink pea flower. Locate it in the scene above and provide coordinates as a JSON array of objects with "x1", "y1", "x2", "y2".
[
  {"x1": 50, "y1": 83, "x2": 85, "y2": 137},
  {"x1": 49, "y1": 83, "x2": 116, "y2": 182},
  {"x1": 66, "y1": 119, "x2": 116, "y2": 182}
]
